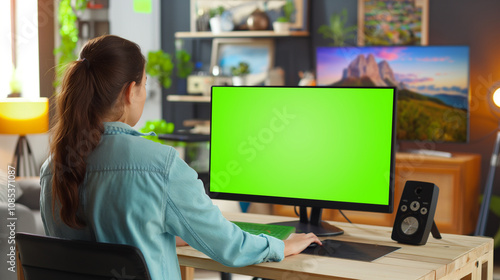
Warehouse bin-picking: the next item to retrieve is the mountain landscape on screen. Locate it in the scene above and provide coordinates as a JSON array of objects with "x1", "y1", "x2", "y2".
[{"x1": 316, "y1": 46, "x2": 470, "y2": 142}]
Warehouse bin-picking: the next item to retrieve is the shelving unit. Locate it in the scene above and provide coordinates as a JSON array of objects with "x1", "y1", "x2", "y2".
[{"x1": 175, "y1": 30, "x2": 309, "y2": 39}]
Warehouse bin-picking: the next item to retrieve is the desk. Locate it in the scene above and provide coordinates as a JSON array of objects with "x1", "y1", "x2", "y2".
[{"x1": 177, "y1": 212, "x2": 494, "y2": 280}]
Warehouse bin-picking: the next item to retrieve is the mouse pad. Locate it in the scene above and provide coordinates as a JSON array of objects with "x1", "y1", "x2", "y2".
[{"x1": 301, "y1": 239, "x2": 400, "y2": 262}]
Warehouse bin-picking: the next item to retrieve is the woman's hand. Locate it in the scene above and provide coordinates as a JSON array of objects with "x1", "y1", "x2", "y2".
[{"x1": 283, "y1": 233, "x2": 322, "y2": 257}]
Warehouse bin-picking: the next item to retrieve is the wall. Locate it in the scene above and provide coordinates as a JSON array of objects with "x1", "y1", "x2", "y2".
[
  {"x1": 109, "y1": 0, "x2": 162, "y2": 130},
  {"x1": 161, "y1": 0, "x2": 500, "y2": 236}
]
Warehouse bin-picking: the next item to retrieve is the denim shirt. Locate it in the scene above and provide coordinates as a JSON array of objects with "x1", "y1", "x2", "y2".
[{"x1": 40, "y1": 122, "x2": 284, "y2": 280}]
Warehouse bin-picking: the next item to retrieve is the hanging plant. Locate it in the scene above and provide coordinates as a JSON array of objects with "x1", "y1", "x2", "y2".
[{"x1": 53, "y1": 0, "x2": 88, "y2": 89}]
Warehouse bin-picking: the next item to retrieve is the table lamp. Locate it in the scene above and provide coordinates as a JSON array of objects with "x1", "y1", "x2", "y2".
[
  {"x1": 0, "y1": 98, "x2": 49, "y2": 177},
  {"x1": 475, "y1": 86, "x2": 500, "y2": 236}
]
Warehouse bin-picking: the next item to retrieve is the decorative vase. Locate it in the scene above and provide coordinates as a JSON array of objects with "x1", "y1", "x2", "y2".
[{"x1": 247, "y1": 8, "x2": 269, "y2": 30}]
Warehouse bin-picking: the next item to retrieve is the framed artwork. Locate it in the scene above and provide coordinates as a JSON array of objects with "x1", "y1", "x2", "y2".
[
  {"x1": 210, "y1": 38, "x2": 275, "y2": 85},
  {"x1": 190, "y1": 0, "x2": 309, "y2": 32},
  {"x1": 289, "y1": 0, "x2": 309, "y2": 30},
  {"x1": 357, "y1": 0, "x2": 429, "y2": 46}
]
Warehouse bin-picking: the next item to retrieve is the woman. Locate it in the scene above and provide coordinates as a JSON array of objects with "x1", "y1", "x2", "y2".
[{"x1": 40, "y1": 35, "x2": 321, "y2": 280}]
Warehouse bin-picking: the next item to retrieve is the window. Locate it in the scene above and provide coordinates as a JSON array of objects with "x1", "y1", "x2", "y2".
[{"x1": 1, "y1": 0, "x2": 40, "y2": 99}]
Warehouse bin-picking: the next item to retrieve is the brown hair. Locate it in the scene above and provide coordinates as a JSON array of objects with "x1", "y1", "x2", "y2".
[{"x1": 50, "y1": 35, "x2": 145, "y2": 228}]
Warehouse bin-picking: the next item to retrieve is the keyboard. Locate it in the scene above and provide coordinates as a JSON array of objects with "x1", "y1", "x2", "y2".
[{"x1": 232, "y1": 221, "x2": 295, "y2": 240}]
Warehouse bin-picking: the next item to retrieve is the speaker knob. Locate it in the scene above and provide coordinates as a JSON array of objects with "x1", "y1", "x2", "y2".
[
  {"x1": 410, "y1": 201, "x2": 420, "y2": 211},
  {"x1": 401, "y1": 216, "x2": 419, "y2": 235}
]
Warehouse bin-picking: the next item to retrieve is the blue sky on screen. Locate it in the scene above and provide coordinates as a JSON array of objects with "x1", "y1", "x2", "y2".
[
  {"x1": 218, "y1": 45, "x2": 270, "y2": 75},
  {"x1": 316, "y1": 46, "x2": 469, "y2": 96}
]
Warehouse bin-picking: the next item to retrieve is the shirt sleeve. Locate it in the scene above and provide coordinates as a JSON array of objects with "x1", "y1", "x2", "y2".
[{"x1": 162, "y1": 153, "x2": 284, "y2": 267}]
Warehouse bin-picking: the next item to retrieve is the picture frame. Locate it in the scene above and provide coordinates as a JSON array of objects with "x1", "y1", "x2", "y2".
[
  {"x1": 289, "y1": 0, "x2": 309, "y2": 31},
  {"x1": 357, "y1": 0, "x2": 429, "y2": 46},
  {"x1": 210, "y1": 38, "x2": 275, "y2": 85}
]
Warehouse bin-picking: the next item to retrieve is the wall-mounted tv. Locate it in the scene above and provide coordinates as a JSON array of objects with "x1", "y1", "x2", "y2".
[{"x1": 316, "y1": 46, "x2": 470, "y2": 143}]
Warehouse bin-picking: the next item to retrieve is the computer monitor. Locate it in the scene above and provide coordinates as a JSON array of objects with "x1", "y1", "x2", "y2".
[
  {"x1": 316, "y1": 46, "x2": 470, "y2": 143},
  {"x1": 209, "y1": 86, "x2": 396, "y2": 236}
]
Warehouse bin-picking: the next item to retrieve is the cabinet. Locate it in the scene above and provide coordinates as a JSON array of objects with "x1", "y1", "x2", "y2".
[{"x1": 273, "y1": 152, "x2": 482, "y2": 235}]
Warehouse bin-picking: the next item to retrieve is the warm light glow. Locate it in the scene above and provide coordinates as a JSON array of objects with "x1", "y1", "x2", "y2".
[
  {"x1": 493, "y1": 88, "x2": 500, "y2": 108},
  {"x1": 0, "y1": 98, "x2": 49, "y2": 135}
]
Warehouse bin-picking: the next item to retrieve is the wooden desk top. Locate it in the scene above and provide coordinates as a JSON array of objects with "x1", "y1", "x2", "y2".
[{"x1": 177, "y1": 212, "x2": 494, "y2": 280}]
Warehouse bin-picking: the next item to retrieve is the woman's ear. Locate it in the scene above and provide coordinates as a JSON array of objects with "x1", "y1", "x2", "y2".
[{"x1": 123, "y1": 81, "x2": 137, "y2": 104}]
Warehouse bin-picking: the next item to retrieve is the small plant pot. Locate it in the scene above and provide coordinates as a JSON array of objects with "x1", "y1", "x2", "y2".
[
  {"x1": 210, "y1": 16, "x2": 222, "y2": 33},
  {"x1": 273, "y1": 21, "x2": 291, "y2": 33},
  {"x1": 232, "y1": 76, "x2": 247, "y2": 86}
]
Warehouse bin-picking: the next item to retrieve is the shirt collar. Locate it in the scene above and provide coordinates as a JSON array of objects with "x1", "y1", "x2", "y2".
[{"x1": 103, "y1": 122, "x2": 156, "y2": 137}]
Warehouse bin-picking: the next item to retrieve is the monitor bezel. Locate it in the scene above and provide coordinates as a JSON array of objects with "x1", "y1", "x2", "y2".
[{"x1": 209, "y1": 86, "x2": 397, "y2": 214}]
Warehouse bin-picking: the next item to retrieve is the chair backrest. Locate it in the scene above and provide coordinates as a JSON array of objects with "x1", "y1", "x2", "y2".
[{"x1": 16, "y1": 232, "x2": 152, "y2": 280}]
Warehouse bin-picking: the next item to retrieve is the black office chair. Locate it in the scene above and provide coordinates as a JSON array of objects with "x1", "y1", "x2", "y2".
[{"x1": 15, "y1": 232, "x2": 152, "y2": 280}]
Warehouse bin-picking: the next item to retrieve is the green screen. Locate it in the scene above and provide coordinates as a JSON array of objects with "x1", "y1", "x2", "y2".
[{"x1": 210, "y1": 87, "x2": 395, "y2": 207}]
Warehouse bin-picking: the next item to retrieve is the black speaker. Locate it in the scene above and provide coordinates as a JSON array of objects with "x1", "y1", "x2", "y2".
[{"x1": 391, "y1": 181, "x2": 440, "y2": 245}]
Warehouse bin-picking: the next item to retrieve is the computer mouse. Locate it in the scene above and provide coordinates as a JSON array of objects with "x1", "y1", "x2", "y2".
[{"x1": 307, "y1": 242, "x2": 320, "y2": 248}]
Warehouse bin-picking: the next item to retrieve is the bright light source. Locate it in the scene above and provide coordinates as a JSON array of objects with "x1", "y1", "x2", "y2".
[{"x1": 493, "y1": 87, "x2": 500, "y2": 108}]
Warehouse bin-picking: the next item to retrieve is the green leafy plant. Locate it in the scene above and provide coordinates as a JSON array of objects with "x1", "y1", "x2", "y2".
[
  {"x1": 176, "y1": 49, "x2": 194, "y2": 79},
  {"x1": 318, "y1": 9, "x2": 357, "y2": 46},
  {"x1": 53, "y1": 0, "x2": 88, "y2": 88},
  {"x1": 277, "y1": 0, "x2": 295, "y2": 22},
  {"x1": 146, "y1": 50, "x2": 174, "y2": 89},
  {"x1": 139, "y1": 119, "x2": 175, "y2": 144},
  {"x1": 231, "y1": 62, "x2": 250, "y2": 76},
  {"x1": 209, "y1": 6, "x2": 225, "y2": 18}
]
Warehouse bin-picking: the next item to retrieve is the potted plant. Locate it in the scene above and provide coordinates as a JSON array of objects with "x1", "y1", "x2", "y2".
[
  {"x1": 146, "y1": 50, "x2": 174, "y2": 90},
  {"x1": 209, "y1": 6, "x2": 225, "y2": 33},
  {"x1": 231, "y1": 62, "x2": 250, "y2": 86},
  {"x1": 273, "y1": 0, "x2": 294, "y2": 33},
  {"x1": 317, "y1": 9, "x2": 357, "y2": 46}
]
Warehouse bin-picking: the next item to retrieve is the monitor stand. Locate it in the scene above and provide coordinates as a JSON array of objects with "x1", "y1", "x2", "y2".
[{"x1": 271, "y1": 206, "x2": 344, "y2": 236}]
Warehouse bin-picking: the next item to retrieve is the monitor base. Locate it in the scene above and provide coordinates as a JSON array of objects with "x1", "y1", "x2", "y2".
[{"x1": 271, "y1": 206, "x2": 344, "y2": 236}]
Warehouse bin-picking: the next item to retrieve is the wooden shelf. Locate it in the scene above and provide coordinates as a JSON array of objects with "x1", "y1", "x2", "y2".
[
  {"x1": 167, "y1": 95, "x2": 211, "y2": 103},
  {"x1": 175, "y1": 30, "x2": 309, "y2": 38}
]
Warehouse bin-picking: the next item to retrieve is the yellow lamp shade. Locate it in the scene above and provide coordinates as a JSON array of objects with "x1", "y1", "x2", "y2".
[{"x1": 0, "y1": 98, "x2": 49, "y2": 135}]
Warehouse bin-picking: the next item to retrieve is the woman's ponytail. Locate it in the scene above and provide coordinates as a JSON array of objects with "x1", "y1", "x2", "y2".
[{"x1": 50, "y1": 35, "x2": 145, "y2": 228}]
